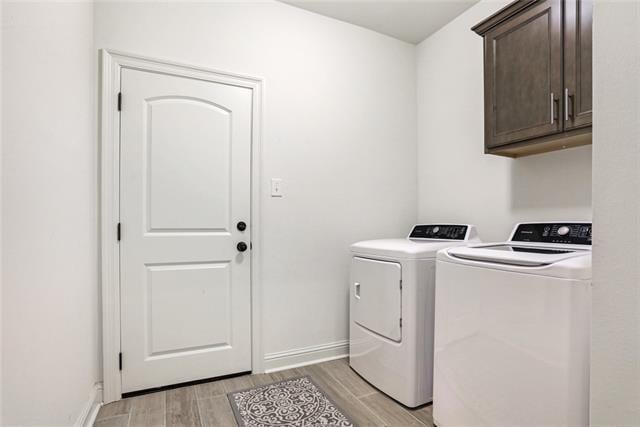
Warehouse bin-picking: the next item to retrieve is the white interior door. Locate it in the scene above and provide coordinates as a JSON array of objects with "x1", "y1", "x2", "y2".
[{"x1": 119, "y1": 68, "x2": 253, "y2": 393}]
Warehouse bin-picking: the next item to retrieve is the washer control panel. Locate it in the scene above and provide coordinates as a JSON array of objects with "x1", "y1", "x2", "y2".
[
  {"x1": 409, "y1": 224, "x2": 468, "y2": 240},
  {"x1": 511, "y1": 223, "x2": 592, "y2": 245}
]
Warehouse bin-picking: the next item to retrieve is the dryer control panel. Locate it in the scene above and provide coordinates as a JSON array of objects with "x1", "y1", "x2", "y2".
[
  {"x1": 511, "y1": 223, "x2": 592, "y2": 245},
  {"x1": 409, "y1": 224, "x2": 468, "y2": 240}
]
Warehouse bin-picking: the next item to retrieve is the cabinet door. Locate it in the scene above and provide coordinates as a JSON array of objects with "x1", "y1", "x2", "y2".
[
  {"x1": 484, "y1": 0, "x2": 563, "y2": 148},
  {"x1": 564, "y1": 0, "x2": 592, "y2": 130}
]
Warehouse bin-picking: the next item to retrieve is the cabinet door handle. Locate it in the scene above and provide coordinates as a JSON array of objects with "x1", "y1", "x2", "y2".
[
  {"x1": 550, "y1": 92, "x2": 555, "y2": 124},
  {"x1": 565, "y1": 89, "x2": 575, "y2": 121}
]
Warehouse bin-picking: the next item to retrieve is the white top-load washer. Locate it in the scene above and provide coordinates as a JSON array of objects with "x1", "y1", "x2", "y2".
[
  {"x1": 433, "y1": 222, "x2": 592, "y2": 427},
  {"x1": 349, "y1": 224, "x2": 480, "y2": 407}
]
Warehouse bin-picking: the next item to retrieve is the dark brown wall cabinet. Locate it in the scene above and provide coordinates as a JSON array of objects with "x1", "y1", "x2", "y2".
[{"x1": 472, "y1": 0, "x2": 592, "y2": 157}]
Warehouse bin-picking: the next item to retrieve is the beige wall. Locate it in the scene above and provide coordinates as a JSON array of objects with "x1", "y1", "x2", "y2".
[
  {"x1": 0, "y1": 0, "x2": 3, "y2": 422},
  {"x1": 2, "y1": 2, "x2": 99, "y2": 424},
  {"x1": 591, "y1": 1, "x2": 640, "y2": 425}
]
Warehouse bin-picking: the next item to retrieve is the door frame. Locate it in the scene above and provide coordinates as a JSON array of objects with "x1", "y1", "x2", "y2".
[{"x1": 99, "y1": 49, "x2": 264, "y2": 403}]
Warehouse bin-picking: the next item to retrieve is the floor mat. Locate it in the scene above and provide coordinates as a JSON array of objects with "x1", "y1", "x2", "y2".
[{"x1": 227, "y1": 376, "x2": 354, "y2": 427}]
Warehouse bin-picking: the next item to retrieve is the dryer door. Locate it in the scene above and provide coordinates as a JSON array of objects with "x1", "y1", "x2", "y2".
[{"x1": 351, "y1": 257, "x2": 402, "y2": 342}]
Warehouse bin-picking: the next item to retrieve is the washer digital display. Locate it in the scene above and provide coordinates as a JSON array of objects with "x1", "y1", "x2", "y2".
[{"x1": 511, "y1": 223, "x2": 592, "y2": 245}]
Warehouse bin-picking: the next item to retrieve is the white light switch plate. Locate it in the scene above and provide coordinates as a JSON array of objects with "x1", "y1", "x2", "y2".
[{"x1": 271, "y1": 178, "x2": 283, "y2": 197}]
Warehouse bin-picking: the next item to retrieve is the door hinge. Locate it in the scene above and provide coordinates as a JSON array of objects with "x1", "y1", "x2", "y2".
[
  {"x1": 117, "y1": 223, "x2": 121, "y2": 241},
  {"x1": 399, "y1": 318, "x2": 403, "y2": 328},
  {"x1": 119, "y1": 352, "x2": 123, "y2": 371},
  {"x1": 117, "y1": 92, "x2": 122, "y2": 111},
  {"x1": 399, "y1": 279, "x2": 402, "y2": 290}
]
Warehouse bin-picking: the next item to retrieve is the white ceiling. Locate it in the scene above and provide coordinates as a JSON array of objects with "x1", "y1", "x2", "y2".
[{"x1": 280, "y1": 0, "x2": 480, "y2": 44}]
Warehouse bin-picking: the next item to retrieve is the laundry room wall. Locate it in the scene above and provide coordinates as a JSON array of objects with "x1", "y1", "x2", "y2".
[
  {"x1": 591, "y1": 1, "x2": 640, "y2": 424},
  {"x1": 2, "y1": 2, "x2": 100, "y2": 425},
  {"x1": 415, "y1": 0, "x2": 593, "y2": 242},
  {"x1": 95, "y1": 1, "x2": 417, "y2": 371},
  {"x1": 0, "y1": 0, "x2": 3, "y2": 422}
]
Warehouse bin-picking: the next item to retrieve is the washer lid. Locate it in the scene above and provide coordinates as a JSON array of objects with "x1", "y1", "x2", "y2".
[
  {"x1": 440, "y1": 244, "x2": 592, "y2": 279},
  {"x1": 446, "y1": 244, "x2": 590, "y2": 267}
]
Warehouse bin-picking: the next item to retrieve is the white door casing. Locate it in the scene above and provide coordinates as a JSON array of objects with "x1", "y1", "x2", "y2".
[{"x1": 100, "y1": 50, "x2": 263, "y2": 402}]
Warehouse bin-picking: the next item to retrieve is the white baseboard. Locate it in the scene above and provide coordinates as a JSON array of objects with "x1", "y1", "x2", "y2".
[
  {"x1": 75, "y1": 382, "x2": 103, "y2": 427},
  {"x1": 263, "y1": 340, "x2": 349, "y2": 373}
]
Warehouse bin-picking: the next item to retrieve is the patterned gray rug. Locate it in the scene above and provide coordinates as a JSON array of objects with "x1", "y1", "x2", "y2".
[{"x1": 227, "y1": 376, "x2": 354, "y2": 427}]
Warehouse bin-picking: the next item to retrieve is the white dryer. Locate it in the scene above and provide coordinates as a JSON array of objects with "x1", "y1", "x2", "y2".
[
  {"x1": 349, "y1": 224, "x2": 480, "y2": 407},
  {"x1": 433, "y1": 222, "x2": 592, "y2": 427}
]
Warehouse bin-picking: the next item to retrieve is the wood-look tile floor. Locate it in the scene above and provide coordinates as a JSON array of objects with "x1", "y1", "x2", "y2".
[{"x1": 94, "y1": 358, "x2": 434, "y2": 427}]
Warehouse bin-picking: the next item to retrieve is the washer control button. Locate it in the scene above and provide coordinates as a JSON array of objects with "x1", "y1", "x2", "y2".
[{"x1": 557, "y1": 226, "x2": 570, "y2": 236}]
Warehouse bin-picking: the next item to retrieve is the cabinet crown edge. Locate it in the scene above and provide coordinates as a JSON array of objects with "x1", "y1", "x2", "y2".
[{"x1": 471, "y1": 0, "x2": 538, "y2": 35}]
